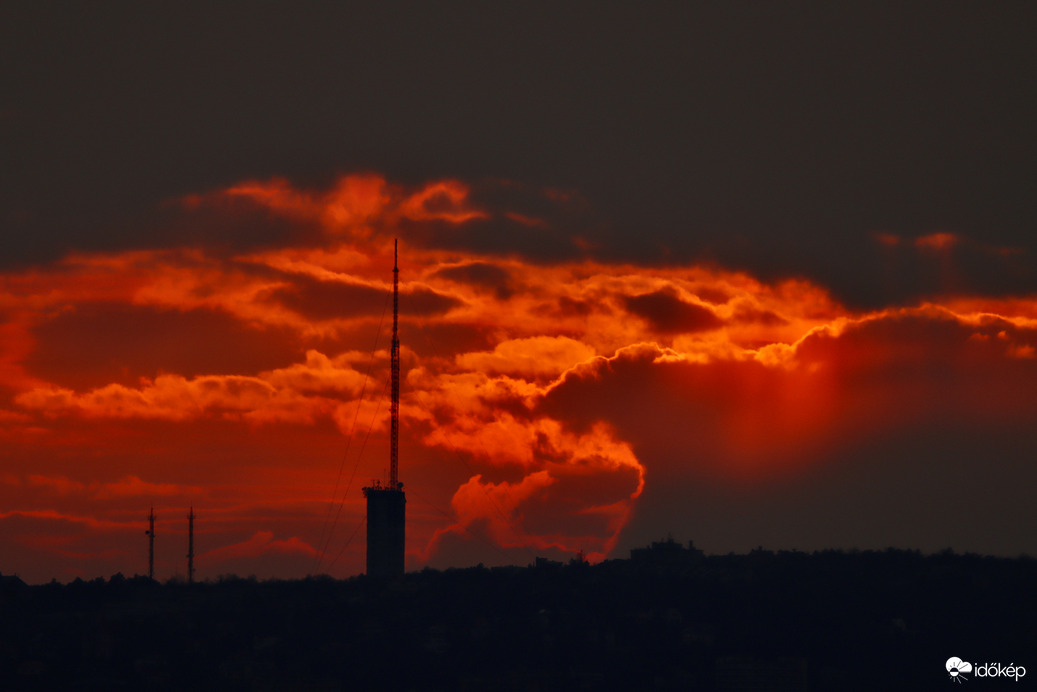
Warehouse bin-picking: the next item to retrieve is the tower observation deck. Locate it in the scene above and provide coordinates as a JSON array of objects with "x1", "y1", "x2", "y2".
[{"x1": 362, "y1": 240, "x2": 406, "y2": 576}]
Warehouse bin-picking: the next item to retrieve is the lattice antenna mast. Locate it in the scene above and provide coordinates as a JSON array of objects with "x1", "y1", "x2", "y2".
[
  {"x1": 187, "y1": 506, "x2": 195, "y2": 584},
  {"x1": 390, "y1": 239, "x2": 400, "y2": 488},
  {"x1": 145, "y1": 507, "x2": 155, "y2": 580}
]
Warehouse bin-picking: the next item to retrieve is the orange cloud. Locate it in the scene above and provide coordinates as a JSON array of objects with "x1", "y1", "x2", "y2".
[
  {"x1": 423, "y1": 412, "x2": 644, "y2": 562},
  {"x1": 17, "y1": 375, "x2": 283, "y2": 422},
  {"x1": 399, "y1": 180, "x2": 487, "y2": 224},
  {"x1": 191, "y1": 174, "x2": 486, "y2": 237},
  {"x1": 456, "y1": 336, "x2": 597, "y2": 379},
  {"x1": 0, "y1": 509, "x2": 127, "y2": 531},
  {"x1": 451, "y1": 471, "x2": 556, "y2": 527},
  {"x1": 14, "y1": 349, "x2": 374, "y2": 425},
  {"x1": 915, "y1": 232, "x2": 959, "y2": 251},
  {"x1": 215, "y1": 174, "x2": 392, "y2": 237},
  {"x1": 26, "y1": 474, "x2": 203, "y2": 500},
  {"x1": 5, "y1": 172, "x2": 1037, "y2": 581}
]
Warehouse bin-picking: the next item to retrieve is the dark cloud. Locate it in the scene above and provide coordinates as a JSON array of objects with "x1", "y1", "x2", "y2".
[
  {"x1": 401, "y1": 215, "x2": 579, "y2": 264},
  {"x1": 27, "y1": 303, "x2": 302, "y2": 389},
  {"x1": 400, "y1": 322, "x2": 498, "y2": 361},
  {"x1": 621, "y1": 288, "x2": 723, "y2": 334},
  {"x1": 432, "y1": 262, "x2": 515, "y2": 300},
  {"x1": 164, "y1": 197, "x2": 327, "y2": 252},
  {"x1": 731, "y1": 305, "x2": 788, "y2": 327},
  {"x1": 269, "y1": 275, "x2": 462, "y2": 321},
  {"x1": 543, "y1": 346, "x2": 768, "y2": 452},
  {"x1": 5, "y1": 2, "x2": 1033, "y2": 304},
  {"x1": 691, "y1": 286, "x2": 732, "y2": 306},
  {"x1": 538, "y1": 313, "x2": 1037, "y2": 558},
  {"x1": 533, "y1": 296, "x2": 596, "y2": 320}
]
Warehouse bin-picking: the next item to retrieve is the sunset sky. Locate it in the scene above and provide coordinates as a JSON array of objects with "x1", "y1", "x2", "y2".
[{"x1": 2, "y1": 3, "x2": 1036, "y2": 583}]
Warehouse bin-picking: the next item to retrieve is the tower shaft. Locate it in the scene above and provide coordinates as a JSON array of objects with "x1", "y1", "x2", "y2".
[{"x1": 362, "y1": 239, "x2": 405, "y2": 577}]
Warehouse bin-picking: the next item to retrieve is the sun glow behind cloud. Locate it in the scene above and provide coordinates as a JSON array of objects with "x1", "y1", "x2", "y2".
[{"x1": 2, "y1": 174, "x2": 1037, "y2": 582}]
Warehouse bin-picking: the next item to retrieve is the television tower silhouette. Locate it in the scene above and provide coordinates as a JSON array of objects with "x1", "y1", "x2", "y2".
[
  {"x1": 187, "y1": 506, "x2": 195, "y2": 584},
  {"x1": 362, "y1": 239, "x2": 406, "y2": 576},
  {"x1": 145, "y1": 507, "x2": 155, "y2": 580}
]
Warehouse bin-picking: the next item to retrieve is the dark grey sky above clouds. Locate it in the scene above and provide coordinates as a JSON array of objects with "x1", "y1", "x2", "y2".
[{"x1": 3, "y1": 1, "x2": 1035, "y2": 306}]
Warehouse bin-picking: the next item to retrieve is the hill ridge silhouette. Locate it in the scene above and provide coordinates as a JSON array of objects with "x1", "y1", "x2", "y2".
[{"x1": 2, "y1": 546, "x2": 1033, "y2": 690}]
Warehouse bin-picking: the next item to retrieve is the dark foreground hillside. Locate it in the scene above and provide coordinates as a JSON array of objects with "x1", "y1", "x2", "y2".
[{"x1": 2, "y1": 547, "x2": 1034, "y2": 691}]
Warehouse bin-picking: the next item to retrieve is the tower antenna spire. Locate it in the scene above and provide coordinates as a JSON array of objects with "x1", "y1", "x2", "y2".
[
  {"x1": 145, "y1": 507, "x2": 155, "y2": 580},
  {"x1": 390, "y1": 238, "x2": 400, "y2": 488},
  {"x1": 187, "y1": 506, "x2": 195, "y2": 584}
]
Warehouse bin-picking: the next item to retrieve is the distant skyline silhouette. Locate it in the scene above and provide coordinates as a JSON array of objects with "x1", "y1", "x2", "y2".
[{"x1": 3, "y1": 548, "x2": 1034, "y2": 690}]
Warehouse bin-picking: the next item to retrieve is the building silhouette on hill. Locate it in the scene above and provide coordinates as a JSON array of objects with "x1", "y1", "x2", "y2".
[{"x1": 629, "y1": 536, "x2": 703, "y2": 565}]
